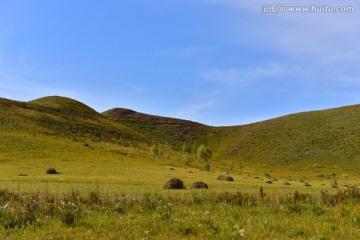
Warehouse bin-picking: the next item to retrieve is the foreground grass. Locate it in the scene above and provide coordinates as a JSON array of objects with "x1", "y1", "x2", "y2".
[{"x1": 1, "y1": 188, "x2": 360, "y2": 239}]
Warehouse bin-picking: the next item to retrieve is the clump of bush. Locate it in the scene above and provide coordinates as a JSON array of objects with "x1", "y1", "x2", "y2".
[
  {"x1": 321, "y1": 187, "x2": 360, "y2": 206},
  {"x1": 58, "y1": 199, "x2": 84, "y2": 227},
  {"x1": 215, "y1": 192, "x2": 257, "y2": 206},
  {"x1": 204, "y1": 164, "x2": 210, "y2": 172}
]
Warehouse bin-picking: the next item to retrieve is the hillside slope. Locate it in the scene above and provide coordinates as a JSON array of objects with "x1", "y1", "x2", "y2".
[
  {"x1": 213, "y1": 105, "x2": 360, "y2": 170},
  {"x1": 103, "y1": 104, "x2": 360, "y2": 172},
  {"x1": 103, "y1": 108, "x2": 217, "y2": 149},
  {"x1": 1, "y1": 96, "x2": 360, "y2": 173},
  {"x1": 0, "y1": 96, "x2": 146, "y2": 161}
]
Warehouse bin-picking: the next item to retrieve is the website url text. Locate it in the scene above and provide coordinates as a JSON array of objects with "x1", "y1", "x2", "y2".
[{"x1": 262, "y1": 5, "x2": 355, "y2": 13}]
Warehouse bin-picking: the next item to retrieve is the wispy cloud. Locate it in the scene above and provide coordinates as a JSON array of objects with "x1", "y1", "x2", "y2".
[
  {"x1": 334, "y1": 75, "x2": 360, "y2": 87},
  {"x1": 125, "y1": 82, "x2": 148, "y2": 93},
  {"x1": 174, "y1": 100, "x2": 215, "y2": 121},
  {"x1": 201, "y1": 63, "x2": 310, "y2": 85},
  {"x1": 0, "y1": 79, "x2": 83, "y2": 102},
  {"x1": 155, "y1": 45, "x2": 218, "y2": 57},
  {"x1": 202, "y1": 0, "x2": 360, "y2": 94},
  {"x1": 205, "y1": 1, "x2": 360, "y2": 60},
  {"x1": 0, "y1": 53, "x2": 84, "y2": 102},
  {"x1": 204, "y1": 0, "x2": 257, "y2": 10}
]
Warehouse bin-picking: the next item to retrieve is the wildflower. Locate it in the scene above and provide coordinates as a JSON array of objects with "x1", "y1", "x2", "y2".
[
  {"x1": 3, "y1": 202, "x2": 9, "y2": 209},
  {"x1": 239, "y1": 229, "x2": 245, "y2": 237}
]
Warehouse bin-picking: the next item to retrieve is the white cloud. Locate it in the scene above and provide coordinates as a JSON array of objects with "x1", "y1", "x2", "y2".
[
  {"x1": 204, "y1": 0, "x2": 360, "y2": 62},
  {"x1": 125, "y1": 82, "x2": 148, "y2": 93},
  {"x1": 201, "y1": 0, "x2": 360, "y2": 94},
  {"x1": 155, "y1": 45, "x2": 217, "y2": 57},
  {"x1": 0, "y1": 54, "x2": 84, "y2": 102},
  {"x1": 174, "y1": 100, "x2": 215, "y2": 121},
  {"x1": 335, "y1": 75, "x2": 360, "y2": 86},
  {"x1": 0, "y1": 79, "x2": 83, "y2": 102},
  {"x1": 201, "y1": 63, "x2": 310, "y2": 85},
  {"x1": 203, "y1": 0, "x2": 257, "y2": 10},
  {"x1": 201, "y1": 69, "x2": 247, "y2": 85}
]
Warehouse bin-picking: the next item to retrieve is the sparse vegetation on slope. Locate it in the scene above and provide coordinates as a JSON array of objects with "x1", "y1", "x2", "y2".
[
  {"x1": 0, "y1": 96, "x2": 147, "y2": 162},
  {"x1": 212, "y1": 105, "x2": 360, "y2": 174},
  {"x1": 103, "y1": 108, "x2": 216, "y2": 149},
  {"x1": 103, "y1": 103, "x2": 360, "y2": 176},
  {"x1": 1, "y1": 95, "x2": 360, "y2": 176}
]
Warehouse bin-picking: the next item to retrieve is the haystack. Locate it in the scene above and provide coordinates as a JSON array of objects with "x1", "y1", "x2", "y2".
[
  {"x1": 163, "y1": 178, "x2": 186, "y2": 189},
  {"x1": 217, "y1": 175, "x2": 234, "y2": 181},
  {"x1": 191, "y1": 181, "x2": 209, "y2": 189},
  {"x1": 46, "y1": 168, "x2": 59, "y2": 174}
]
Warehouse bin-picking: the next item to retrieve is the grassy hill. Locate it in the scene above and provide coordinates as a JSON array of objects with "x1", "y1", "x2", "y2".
[
  {"x1": 210, "y1": 105, "x2": 360, "y2": 174},
  {"x1": 103, "y1": 108, "x2": 216, "y2": 149},
  {"x1": 1, "y1": 96, "x2": 360, "y2": 239},
  {"x1": 103, "y1": 103, "x2": 360, "y2": 175},
  {"x1": 28, "y1": 96, "x2": 145, "y2": 143},
  {"x1": 0, "y1": 96, "x2": 147, "y2": 162},
  {"x1": 1, "y1": 96, "x2": 360, "y2": 175}
]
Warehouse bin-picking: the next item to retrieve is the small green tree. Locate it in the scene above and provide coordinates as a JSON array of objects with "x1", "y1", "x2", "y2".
[
  {"x1": 191, "y1": 142, "x2": 198, "y2": 156},
  {"x1": 150, "y1": 143, "x2": 170, "y2": 158},
  {"x1": 197, "y1": 144, "x2": 212, "y2": 163},
  {"x1": 204, "y1": 164, "x2": 210, "y2": 171},
  {"x1": 150, "y1": 144, "x2": 158, "y2": 157},
  {"x1": 182, "y1": 152, "x2": 192, "y2": 166},
  {"x1": 181, "y1": 143, "x2": 191, "y2": 165},
  {"x1": 182, "y1": 143, "x2": 188, "y2": 153},
  {"x1": 158, "y1": 143, "x2": 165, "y2": 156}
]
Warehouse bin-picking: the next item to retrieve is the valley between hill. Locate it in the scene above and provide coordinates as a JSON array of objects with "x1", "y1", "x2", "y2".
[
  {"x1": 1, "y1": 96, "x2": 360, "y2": 179},
  {"x1": 1, "y1": 96, "x2": 360, "y2": 239}
]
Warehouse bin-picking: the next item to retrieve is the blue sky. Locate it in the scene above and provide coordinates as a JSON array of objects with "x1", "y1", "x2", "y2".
[{"x1": 0, "y1": 0, "x2": 359, "y2": 126}]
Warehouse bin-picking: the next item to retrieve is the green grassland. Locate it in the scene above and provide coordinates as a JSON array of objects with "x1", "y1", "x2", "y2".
[
  {"x1": 1, "y1": 186, "x2": 360, "y2": 239},
  {"x1": 2, "y1": 96, "x2": 360, "y2": 177},
  {"x1": 104, "y1": 102, "x2": 360, "y2": 176},
  {"x1": 1, "y1": 96, "x2": 360, "y2": 238}
]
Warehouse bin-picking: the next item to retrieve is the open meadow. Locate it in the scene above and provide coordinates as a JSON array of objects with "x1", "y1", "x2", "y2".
[
  {"x1": 1, "y1": 157, "x2": 360, "y2": 239},
  {"x1": 1, "y1": 97, "x2": 360, "y2": 239},
  {"x1": 2, "y1": 0, "x2": 360, "y2": 238}
]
